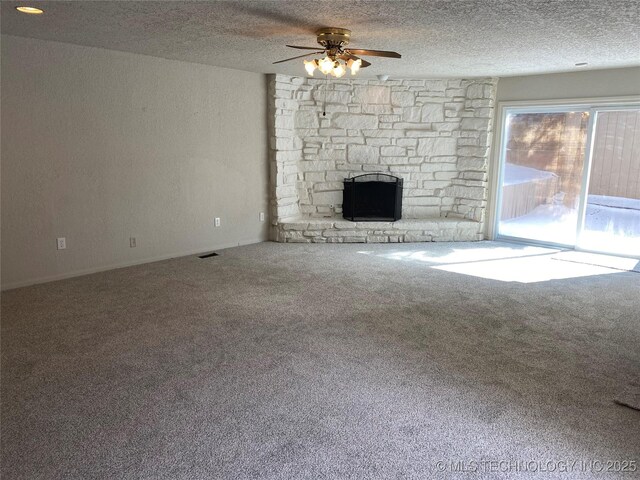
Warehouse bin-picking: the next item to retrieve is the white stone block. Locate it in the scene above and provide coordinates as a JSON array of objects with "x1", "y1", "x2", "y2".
[
  {"x1": 460, "y1": 171, "x2": 487, "y2": 181},
  {"x1": 362, "y1": 129, "x2": 406, "y2": 138},
  {"x1": 275, "y1": 115, "x2": 295, "y2": 129},
  {"x1": 363, "y1": 164, "x2": 388, "y2": 172},
  {"x1": 380, "y1": 156, "x2": 410, "y2": 165},
  {"x1": 311, "y1": 191, "x2": 342, "y2": 205},
  {"x1": 355, "y1": 221, "x2": 393, "y2": 229},
  {"x1": 405, "y1": 130, "x2": 438, "y2": 138},
  {"x1": 380, "y1": 146, "x2": 406, "y2": 156},
  {"x1": 312, "y1": 89, "x2": 352, "y2": 104},
  {"x1": 366, "y1": 138, "x2": 392, "y2": 146},
  {"x1": 417, "y1": 137, "x2": 457, "y2": 156},
  {"x1": 444, "y1": 185, "x2": 486, "y2": 200},
  {"x1": 396, "y1": 138, "x2": 418, "y2": 147},
  {"x1": 354, "y1": 86, "x2": 391, "y2": 104},
  {"x1": 366, "y1": 236, "x2": 389, "y2": 243},
  {"x1": 277, "y1": 203, "x2": 300, "y2": 218},
  {"x1": 391, "y1": 91, "x2": 415, "y2": 106},
  {"x1": 282, "y1": 222, "x2": 308, "y2": 231},
  {"x1": 319, "y1": 149, "x2": 347, "y2": 161},
  {"x1": 470, "y1": 99, "x2": 494, "y2": 108},
  {"x1": 434, "y1": 171, "x2": 459, "y2": 181},
  {"x1": 332, "y1": 113, "x2": 378, "y2": 129},
  {"x1": 303, "y1": 160, "x2": 337, "y2": 171},
  {"x1": 305, "y1": 172, "x2": 325, "y2": 182},
  {"x1": 294, "y1": 110, "x2": 320, "y2": 129},
  {"x1": 362, "y1": 104, "x2": 393, "y2": 115},
  {"x1": 323, "y1": 230, "x2": 359, "y2": 237},
  {"x1": 322, "y1": 104, "x2": 349, "y2": 113},
  {"x1": 336, "y1": 163, "x2": 362, "y2": 172},
  {"x1": 403, "y1": 206, "x2": 441, "y2": 217},
  {"x1": 457, "y1": 157, "x2": 486, "y2": 170},
  {"x1": 325, "y1": 172, "x2": 347, "y2": 182},
  {"x1": 380, "y1": 114, "x2": 402, "y2": 122},
  {"x1": 403, "y1": 107, "x2": 422, "y2": 122},
  {"x1": 275, "y1": 150, "x2": 303, "y2": 162},
  {"x1": 274, "y1": 137, "x2": 302, "y2": 151},
  {"x1": 348, "y1": 144, "x2": 378, "y2": 163},
  {"x1": 421, "y1": 104, "x2": 444, "y2": 123},
  {"x1": 432, "y1": 122, "x2": 459, "y2": 132},
  {"x1": 460, "y1": 118, "x2": 490, "y2": 131},
  {"x1": 457, "y1": 146, "x2": 488, "y2": 157},
  {"x1": 332, "y1": 136, "x2": 365, "y2": 145},
  {"x1": 404, "y1": 233, "x2": 432, "y2": 242},
  {"x1": 424, "y1": 80, "x2": 447, "y2": 91},
  {"x1": 319, "y1": 128, "x2": 347, "y2": 136},
  {"x1": 314, "y1": 182, "x2": 343, "y2": 192}
]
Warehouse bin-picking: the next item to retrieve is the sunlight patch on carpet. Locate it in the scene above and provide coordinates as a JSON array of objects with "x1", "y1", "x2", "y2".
[
  {"x1": 551, "y1": 251, "x2": 640, "y2": 273},
  {"x1": 430, "y1": 255, "x2": 621, "y2": 283}
]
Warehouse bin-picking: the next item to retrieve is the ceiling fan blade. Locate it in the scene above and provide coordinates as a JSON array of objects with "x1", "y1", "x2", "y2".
[
  {"x1": 286, "y1": 45, "x2": 325, "y2": 51},
  {"x1": 273, "y1": 52, "x2": 321, "y2": 64},
  {"x1": 346, "y1": 49, "x2": 402, "y2": 58},
  {"x1": 360, "y1": 59, "x2": 372, "y2": 68}
]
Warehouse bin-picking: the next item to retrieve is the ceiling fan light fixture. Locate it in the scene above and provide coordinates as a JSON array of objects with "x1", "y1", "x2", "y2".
[{"x1": 274, "y1": 28, "x2": 401, "y2": 78}]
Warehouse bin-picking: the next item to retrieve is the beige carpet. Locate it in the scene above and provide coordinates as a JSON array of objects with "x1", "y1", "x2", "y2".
[{"x1": 2, "y1": 241, "x2": 639, "y2": 479}]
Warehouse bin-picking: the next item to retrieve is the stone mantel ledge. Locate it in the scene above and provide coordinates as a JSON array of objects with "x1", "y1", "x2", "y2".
[{"x1": 273, "y1": 215, "x2": 483, "y2": 243}]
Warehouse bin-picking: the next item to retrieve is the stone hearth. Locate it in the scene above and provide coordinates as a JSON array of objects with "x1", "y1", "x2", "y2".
[{"x1": 274, "y1": 217, "x2": 482, "y2": 243}]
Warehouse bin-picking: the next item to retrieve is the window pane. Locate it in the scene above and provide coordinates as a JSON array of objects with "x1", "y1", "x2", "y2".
[
  {"x1": 498, "y1": 111, "x2": 589, "y2": 245},
  {"x1": 579, "y1": 109, "x2": 640, "y2": 257}
]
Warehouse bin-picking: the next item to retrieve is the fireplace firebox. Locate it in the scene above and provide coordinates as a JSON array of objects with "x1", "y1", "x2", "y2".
[{"x1": 343, "y1": 173, "x2": 403, "y2": 222}]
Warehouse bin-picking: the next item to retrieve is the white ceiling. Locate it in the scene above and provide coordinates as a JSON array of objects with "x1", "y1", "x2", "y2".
[{"x1": 2, "y1": 0, "x2": 639, "y2": 78}]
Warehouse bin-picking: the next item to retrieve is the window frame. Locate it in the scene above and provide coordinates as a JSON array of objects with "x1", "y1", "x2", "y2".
[{"x1": 487, "y1": 96, "x2": 640, "y2": 251}]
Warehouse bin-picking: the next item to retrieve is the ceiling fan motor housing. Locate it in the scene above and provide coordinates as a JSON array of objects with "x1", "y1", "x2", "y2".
[{"x1": 316, "y1": 28, "x2": 351, "y2": 49}]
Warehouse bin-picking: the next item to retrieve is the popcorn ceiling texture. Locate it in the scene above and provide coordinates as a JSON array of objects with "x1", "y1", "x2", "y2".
[
  {"x1": 2, "y1": 1, "x2": 639, "y2": 78},
  {"x1": 269, "y1": 75, "x2": 498, "y2": 243}
]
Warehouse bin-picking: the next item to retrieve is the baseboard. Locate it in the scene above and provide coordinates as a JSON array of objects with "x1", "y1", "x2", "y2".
[{"x1": 1, "y1": 238, "x2": 266, "y2": 291}]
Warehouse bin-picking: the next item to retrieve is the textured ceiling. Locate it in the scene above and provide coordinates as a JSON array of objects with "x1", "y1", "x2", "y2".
[{"x1": 2, "y1": 0, "x2": 639, "y2": 78}]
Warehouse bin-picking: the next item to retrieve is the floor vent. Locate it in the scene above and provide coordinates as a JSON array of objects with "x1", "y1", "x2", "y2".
[{"x1": 198, "y1": 252, "x2": 219, "y2": 259}]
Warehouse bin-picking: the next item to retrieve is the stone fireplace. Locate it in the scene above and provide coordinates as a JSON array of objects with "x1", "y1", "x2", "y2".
[{"x1": 268, "y1": 74, "x2": 497, "y2": 243}]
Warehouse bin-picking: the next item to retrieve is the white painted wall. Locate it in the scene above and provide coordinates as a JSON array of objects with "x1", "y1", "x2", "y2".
[
  {"x1": 1, "y1": 35, "x2": 269, "y2": 289},
  {"x1": 496, "y1": 67, "x2": 640, "y2": 102}
]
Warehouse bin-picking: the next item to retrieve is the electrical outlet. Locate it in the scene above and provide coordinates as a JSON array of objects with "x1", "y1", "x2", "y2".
[
  {"x1": 214, "y1": 217, "x2": 221, "y2": 227},
  {"x1": 130, "y1": 237, "x2": 137, "y2": 248},
  {"x1": 56, "y1": 237, "x2": 66, "y2": 250},
  {"x1": 259, "y1": 212, "x2": 265, "y2": 222}
]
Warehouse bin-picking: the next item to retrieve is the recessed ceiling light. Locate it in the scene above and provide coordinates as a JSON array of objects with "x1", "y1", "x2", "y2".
[
  {"x1": 15, "y1": 6, "x2": 44, "y2": 14},
  {"x1": 575, "y1": 62, "x2": 588, "y2": 67}
]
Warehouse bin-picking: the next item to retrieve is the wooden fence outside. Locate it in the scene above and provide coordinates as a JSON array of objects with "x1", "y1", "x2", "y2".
[{"x1": 588, "y1": 110, "x2": 640, "y2": 200}]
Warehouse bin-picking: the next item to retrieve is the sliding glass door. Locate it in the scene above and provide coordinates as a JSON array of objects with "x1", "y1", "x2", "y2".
[{"x1": 495, "y1": 103, "x2": 640, "y2": 258}]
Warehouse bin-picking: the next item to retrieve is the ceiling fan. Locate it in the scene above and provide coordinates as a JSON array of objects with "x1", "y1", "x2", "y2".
[{"x1": 273, "y1": 27, "x2": 401, "y2": 77}]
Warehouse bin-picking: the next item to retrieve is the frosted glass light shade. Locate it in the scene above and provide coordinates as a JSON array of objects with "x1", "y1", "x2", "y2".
[
  {"x1": 304, "y1": 60, "x2": 317, "y2": 76},
  {"x1": 318, "y1": 57, "x2": 334, "y2": 75}
]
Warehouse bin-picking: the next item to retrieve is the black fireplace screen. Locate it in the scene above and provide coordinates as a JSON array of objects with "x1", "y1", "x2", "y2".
[{"x1": 343, "y1": 173, "x2": 403, "y2": 222}]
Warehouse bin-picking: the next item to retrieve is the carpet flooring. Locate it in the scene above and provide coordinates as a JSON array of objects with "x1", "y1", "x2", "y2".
[{"x1": 2, "y1": 241, "x2": 639, "y2": 479}]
